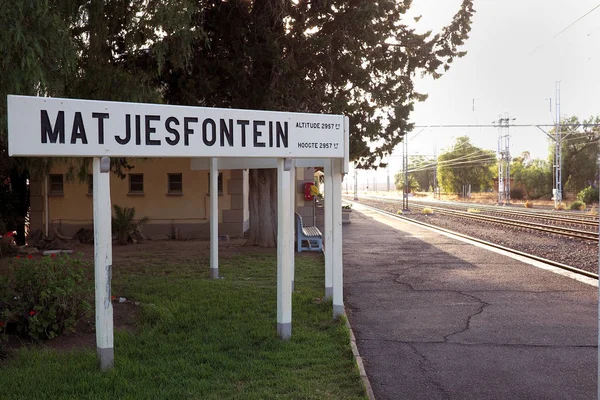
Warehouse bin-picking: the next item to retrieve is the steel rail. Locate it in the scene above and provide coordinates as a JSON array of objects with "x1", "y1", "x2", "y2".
[
  {"x1": 399, "y1": 196, "x2": 599, "y2": 222},
  {"x1": 350, "y1": 201, "x2": 599, "y2": 280},
  {"x1": 410, "y1": 204, "x2": 599, "y2": 242},
  {"x1": 353, "y1": 195, "x2": 598, "y2": 226},
  {"x1": 409, "y1": 200, "x2": 599, "y2": 227}
]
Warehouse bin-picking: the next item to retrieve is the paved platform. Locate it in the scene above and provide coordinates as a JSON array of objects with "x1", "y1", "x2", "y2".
[{"x1": 343, "y1": 204, "x2": 598, "y2": 400}]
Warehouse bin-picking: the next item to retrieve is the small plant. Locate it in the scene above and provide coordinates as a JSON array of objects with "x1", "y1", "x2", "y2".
[
  {"x1": 112, "y1": 205, "x2": 149, "y2": 245},
  {"x1": 0, "y1": 254, "x2": 93, "y2": 341},
  {"x1": 524, "y1": 201, "x2": 534, "y2": 208},
  {"x1": 577, "y1": 186, "x2": 599, "y2": 205},
  {"x1": 555, "y1": 203, "x2": 566, "y2": 210},
  {"x1": 467, "y1": 208, "x2": 480, "y2": 213},
  {"x1": 396, "y1": 210, "x2": 403, "y2": 215},
  {"x1": 421, "y1": 207, "x2": 434, "y2": 215},
  {"x1": 568, "y1": 201, "x2": 586, "y2": 211}
]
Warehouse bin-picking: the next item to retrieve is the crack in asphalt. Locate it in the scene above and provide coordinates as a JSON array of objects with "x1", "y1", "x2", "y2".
[
  {"x1": 406, "y1": 342, "x2": 451, "y2": 400},
  {"x1": 443, "y1": 291, "x2": 490, "y2": 342},
  {"x1": 390, "y1": 272, "x2": 491, "y2": 342}
]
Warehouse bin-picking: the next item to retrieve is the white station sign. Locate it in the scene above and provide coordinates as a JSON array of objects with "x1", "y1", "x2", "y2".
[{"x1": 8, "y1": 96, "x2": 345, "y2": 158}]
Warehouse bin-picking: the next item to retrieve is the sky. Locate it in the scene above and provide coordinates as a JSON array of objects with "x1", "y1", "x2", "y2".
[{"x1": 356, "y1": 0, "x2": 600, "y2": 188}]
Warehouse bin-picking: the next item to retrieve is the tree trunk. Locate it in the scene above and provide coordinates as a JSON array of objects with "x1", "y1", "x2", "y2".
[{"x1": 246, "y1": 169, "x2": 278, "y2": 247}]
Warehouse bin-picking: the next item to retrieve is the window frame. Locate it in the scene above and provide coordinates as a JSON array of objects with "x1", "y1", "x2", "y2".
[
  {"x1": 167, "y1": 173, "x2": 183, "y2": 194},
  {"x1": 48, "y1": 174, "x2": 64, "y2": 195},
  {"x1": 128, "y1": 173, "x2": 144, "y2": 194}
]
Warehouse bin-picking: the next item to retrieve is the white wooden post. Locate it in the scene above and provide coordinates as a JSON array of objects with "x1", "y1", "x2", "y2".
[
  {"x1": 332, "y1": 158, "x2": 345, "y2": 319},
  {"x1": 290, "y1": 159, "x2": 296, "y2": 291},
  {"x1": 210, "y1": 158, "x2": 219, "y2": 279},
  {"x1": 277, "y1": 158, "x2": 293, "y2": 339},
  {"x1": 324, "y1": 159, "x2": 333, "y2": 299},
  {"x1": 93, "y1": 157, "x2": 114, "y2": 370}
]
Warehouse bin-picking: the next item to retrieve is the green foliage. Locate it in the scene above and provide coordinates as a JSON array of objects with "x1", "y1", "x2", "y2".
[
  {"x1": 551, "y1": 116, "x2": 600, "y2": 194},
  {"x1": 437, "y1": 136, "x2": 495, "y2": 194},
  {"x1": 0, "y1": 250, "x2": 365, "y2": 399},
  {"x1": 394, "y1": 172, "x2": 420, "y2": 192},
  {"x1": 510, "y1": 187, "x2": 525, "y2": 200},
  {"x1": 157, "y1": 1, "x2": 475, "y2": 168},
  {"x1": 569, "y1": 201, "x2": 586, "y2": 211},
  {"x1": 396, "y1": 155, "x2": 436, "y2": 192},
  {"x1": 0, "y1": 254, "x2": 92, "y2": 342},
  {"x1": 577, "y1": 186, "x2": 599, "y2": 205},
  {"x1": 112, "y1": 205, "x2": 149, "y2": 245},
  {"x1": 511, "y1": 154, "x2": 552, "y2": 200}
]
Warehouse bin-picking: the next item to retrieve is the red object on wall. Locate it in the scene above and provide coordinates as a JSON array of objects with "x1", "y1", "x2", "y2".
[{"x1": 304, "y1": 182, "x2": 314, "y2": 201}]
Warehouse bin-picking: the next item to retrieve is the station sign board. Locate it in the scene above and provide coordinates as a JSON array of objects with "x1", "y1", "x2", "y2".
[{"x1": 8, "y1": 96, "x2": 345, "y2": 158}]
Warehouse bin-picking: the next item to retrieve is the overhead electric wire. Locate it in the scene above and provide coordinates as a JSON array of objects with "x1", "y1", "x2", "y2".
[{"x1": 529, "y1": 3, "x2": 600, "y2": 55}]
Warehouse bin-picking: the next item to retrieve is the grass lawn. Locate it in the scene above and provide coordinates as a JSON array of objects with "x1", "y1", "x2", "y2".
[{"x1": 0, "y1": 242, "x2": 366, "y2": 400}]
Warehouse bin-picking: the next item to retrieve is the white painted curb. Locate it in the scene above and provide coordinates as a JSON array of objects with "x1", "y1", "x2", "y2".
[{"x1": 345, "y1": 307, "x2": 376, "y2": 400}]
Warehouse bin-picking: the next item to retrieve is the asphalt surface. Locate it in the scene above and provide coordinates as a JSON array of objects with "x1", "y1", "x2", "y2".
[{"x1": 343, "y1": 203, "x2": 598, "y2": 400}]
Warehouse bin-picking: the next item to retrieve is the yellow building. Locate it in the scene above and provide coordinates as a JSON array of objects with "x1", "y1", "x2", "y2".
[{"x1": 29, "y1": 158, "x2": 318, "y2": 240}]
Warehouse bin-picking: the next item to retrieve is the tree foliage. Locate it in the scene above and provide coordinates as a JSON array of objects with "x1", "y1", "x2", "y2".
[
  {"x1": 551, "y1": 116, "x2": 600, "y2": 195},
  {"x1": 437, "y1": 136, "x2": 495, "y2": 194},
  {"x1": 156, "y1": 0, "x2": 475, "y2": 245},
  {"x1": 511, "y1": 152, "x2": 552, "y2": 200},
  {"x1": 1, "y1": 1, "x2": 475, "y2": 247},
  {"x1": 394, "y1": 155, "x2": 435, "y2": 192}
]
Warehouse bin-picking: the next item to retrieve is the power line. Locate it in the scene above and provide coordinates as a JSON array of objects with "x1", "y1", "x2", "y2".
[{"x1": 529, "y1": 3, "x2": 600, "y2": 55}]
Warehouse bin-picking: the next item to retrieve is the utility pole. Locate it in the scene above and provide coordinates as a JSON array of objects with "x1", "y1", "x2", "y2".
[
  {"x1": 554, "y1": 81, "x2": 562, "y2": 207},
  {"x1": 403, "y1": 136, "x2": 409, "y2": 211},
  {"x1": 353, "y1": 164, "x2": 358, "y2": 200},
  {"x1": 386, "y1": 165, "x2": 390, "y2": 192},
  {"x1": 495, "y1": 114, "x2": 513, "y2": 204}
]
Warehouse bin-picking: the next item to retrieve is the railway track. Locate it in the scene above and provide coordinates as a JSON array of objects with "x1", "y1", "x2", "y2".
[
  {"x1": 348, "y1": 200, "x2": 599, "y2": 280},
  {"x1": 350, "y1": 195, "x2": 599, "y2": 241}
]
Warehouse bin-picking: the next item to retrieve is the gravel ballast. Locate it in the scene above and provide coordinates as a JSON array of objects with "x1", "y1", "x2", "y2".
[{"x1": 351, "y1": 197, "x2": 599, "y2": 275}]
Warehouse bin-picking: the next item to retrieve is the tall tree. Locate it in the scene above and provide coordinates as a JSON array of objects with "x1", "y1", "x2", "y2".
[
  {"x1": 158, "y1": 0, "x2": 475, "y2": 246},
  {"x1": 0, "y1": 1, "x2": 76, "y2": 244},
  {"x1": 551, "y1": 116, "x2": 600, "y2": 195},
  {"x1": 399, "y1": 155, "x2": 436, "y2": 192},
  {"x1": 437, "y1": 136, "x2": 495, "y2": 194},
  {"x1": 511, "y1": 152, "x2": 552, "y2": 200}
]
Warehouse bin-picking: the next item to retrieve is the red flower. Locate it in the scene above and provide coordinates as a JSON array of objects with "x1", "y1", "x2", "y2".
[
  {"x1": 0, "y1": 321, "x2": 5, "y2": 328},
  {"x1": 50, "y1": 253, "x2": 56, "y2": 258},
  {"x1": 111, "y1": 296, "x2": 116, "y2": 300},
  {"x1": 29, "y1": 310, "x2": 36, "y2": 316},
  {"x1": 27, "y1": 254, "x2": 33, "y2": 259},
  {"x1": 15, "y1": 255, "x2": 20, "y2": 259}
]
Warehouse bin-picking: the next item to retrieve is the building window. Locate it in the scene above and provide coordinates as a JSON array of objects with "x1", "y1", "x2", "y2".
[
  {"x1": 208, "y1": 172, "x2": 223, "y2": 194},
  {"x1": 87, "y1": 174, "x2": 93, "y2": 195},
  {"x1": 129, "y1": 174, "x2": 144, "y2": 194},
  {"x1": 49, "y1": 174, "x2": 64, "y2": 195},
  {"x1": 168, "y1": 173, "x2": 183, "y2": 194}
]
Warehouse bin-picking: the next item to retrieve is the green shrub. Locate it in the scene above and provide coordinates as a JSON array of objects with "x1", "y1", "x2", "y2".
[
  {"x1": 112, "y1": 205, "x2": 149, "y2": 245},
  {"x1": 577, "y1": 186, "x2": 599, "y2": 205},
  {"x1": 509, "y1": 187, "x2": 525, "y2": 200},
  {"x1": 569, "y1": 201, "x2": 586, "y2": 211},
  {"x1": 0, "y1": 253, "x2": 92, "y2": 341}
]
